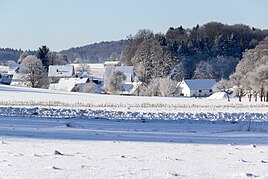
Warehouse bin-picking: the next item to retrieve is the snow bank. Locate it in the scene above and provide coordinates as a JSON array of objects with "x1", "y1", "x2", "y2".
[{"x1": 207, "y1": 92, "x2": 229, "y2": 99}]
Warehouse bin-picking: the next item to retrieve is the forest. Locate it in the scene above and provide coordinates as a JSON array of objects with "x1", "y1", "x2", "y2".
[{"x1": 121, "y1": 22, "x2": 268, "y2": 83}]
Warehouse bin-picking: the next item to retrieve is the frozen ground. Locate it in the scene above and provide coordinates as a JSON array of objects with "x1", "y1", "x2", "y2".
[{"x1": 0, "y1": 84, "x2": 268, "y2": 178}]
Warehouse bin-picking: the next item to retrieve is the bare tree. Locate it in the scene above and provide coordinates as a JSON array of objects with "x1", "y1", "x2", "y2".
[
  {"x1": 76, "y1": 63, "x2": 91, "y2": 75},
  {"x1": 81, "y1": 83, "x2": 100, "y2": 94},
  {"x1": 145, "y1": 78, "x2": 177, "y2": 97},
  {"x1": 146, "y1": 78, "x2": 160, "y2": 96},
  {"x1": 213, "y1": 79, "x2": 233, "y2": 101},
  {"x1": 19, "y1": 55, "x2": 48, "y2": 88},
  {"x1": 158, "y1": 78, "x2": 178, "y2": 97},
  {"x1": 230, "y1": 72, "x2": 248, "y2": 102},
  {"x1": 105, "y1": 70, "x2": 126, "y2": 94}
]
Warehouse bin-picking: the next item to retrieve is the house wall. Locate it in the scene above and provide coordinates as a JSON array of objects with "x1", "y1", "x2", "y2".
[
  {"x1": 190, "y1": 89, "x2": 213, "y2": 97},
  {"x1": 180, "y1": 84, "x2": 191, "y2": 96},
  {"x1": 179, "y1": 84, "x2": 213, "y2": 97}
]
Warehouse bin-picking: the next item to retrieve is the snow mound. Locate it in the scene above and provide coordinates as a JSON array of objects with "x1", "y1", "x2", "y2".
[{"x1": 207, "y1": 92, "x2": 229, "y2": 99}]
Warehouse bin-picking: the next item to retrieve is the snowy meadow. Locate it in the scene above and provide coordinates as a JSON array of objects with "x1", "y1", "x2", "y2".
[{"x1": 0, "y1": 84, "x2": 268, "y2": 178}]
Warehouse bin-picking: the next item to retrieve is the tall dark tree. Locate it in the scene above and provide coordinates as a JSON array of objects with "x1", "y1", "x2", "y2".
[{"x1": 36, "y1": 45, "x2": 50, "y2": 71}]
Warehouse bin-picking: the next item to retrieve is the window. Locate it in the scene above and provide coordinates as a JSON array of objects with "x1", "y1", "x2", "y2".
[
  {"x1": 209, "y1": 89, "x2": 212, "y2": 92},
  {"x1": 199, "y1": 90, "x2": 202, "y2": 93}
]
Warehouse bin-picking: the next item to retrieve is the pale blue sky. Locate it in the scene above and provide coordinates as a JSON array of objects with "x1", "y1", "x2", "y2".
[{"x1": 1, "y1": 0, "x2": 267, "y2": 51}]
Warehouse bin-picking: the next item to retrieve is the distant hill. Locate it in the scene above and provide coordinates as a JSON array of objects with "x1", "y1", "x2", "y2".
[
  {"x1": 0, "y1": 40, "x2": 126, "y2": 64},
  {"x1": 0, "y1": 48, "x2": 23, "y2": 63},
  {"x1": 61, "y1": 40, "x2": 126, "y2": 63}
]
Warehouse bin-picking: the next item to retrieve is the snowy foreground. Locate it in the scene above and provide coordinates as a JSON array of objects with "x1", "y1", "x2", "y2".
[{"x1": 0, "y1": 85, "x2": 268, "y2": 178}]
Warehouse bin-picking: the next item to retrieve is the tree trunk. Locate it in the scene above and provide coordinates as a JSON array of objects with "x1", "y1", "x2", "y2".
[
  {"x1": 238, "y1": 89, "x2": 243, "y2": 102},
  {"x1": 260, "y1": 87, "x2": 264, "y2": 102},
  {"x1": 254, "y1": 92, "x2": 257, "y2": 102},
  {"x1": 248, "y1": 93, "x2": 252, "y2": 102},
  {"x1": 266, "y1": 91, "x2": 268, "y2": 102}
]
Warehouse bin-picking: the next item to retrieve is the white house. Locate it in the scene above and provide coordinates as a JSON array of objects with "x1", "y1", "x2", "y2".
[
  {"x1": 48, "y1": 65, "x2": 75, "y2": 78},
  {"x1": 0, "y1": 73, "x2": 13, "y2": 85},
  {"x1": 177, "y1": 79, "x2": 216, "y2": 97}
]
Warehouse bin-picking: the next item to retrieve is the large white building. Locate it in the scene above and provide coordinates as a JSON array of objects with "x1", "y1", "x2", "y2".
[
  {"x1": 48, "y1": 65, "x2": 75, "y2": 78},
  {"x1": 177, "y1": 79, "x2": 216, "y2": 97}
]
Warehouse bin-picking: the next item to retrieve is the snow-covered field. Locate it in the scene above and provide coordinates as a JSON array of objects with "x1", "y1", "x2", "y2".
[{"x1": 0, "y1": 84, "x2": 268, "y2": 178}]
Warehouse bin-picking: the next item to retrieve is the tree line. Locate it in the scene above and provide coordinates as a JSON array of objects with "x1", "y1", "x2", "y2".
[
  {"x1": 215, "y1": 37, "x2": 268, "y2": 102},
  {"x1": 121, "y1": 22, "x2": 268, "y2": 85}
]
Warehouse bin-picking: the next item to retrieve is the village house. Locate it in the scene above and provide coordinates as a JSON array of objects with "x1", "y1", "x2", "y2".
[
  {"x1": 0, "y1": 73, "x2": 13, "y2": 85},
  {"x1": 177, "y1": 79, "x2": 216, "y2": 97},
  {"x1": 48, "y1": 65, "x2": 75, "y2": 79},
  {"x1": 0, "y1": 65, "x2": 12, "y2": 85}
]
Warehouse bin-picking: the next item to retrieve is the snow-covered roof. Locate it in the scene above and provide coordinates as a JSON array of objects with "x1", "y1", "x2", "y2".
[
  {"x1": 182, "y1": 79, "x2": 216, "y2": 90},
  {"x1": 79, "y1": 73, "x2": 103, "y2": 81},
  {"x1": 104, "y1": 61, "x2": 120, "y2": 66},
  {"x1": 56, "y1": 78, "x2": 89, "y2": 92},
  {"x1": 48, "y1": 65, "x2": 75, "y2": 77},
  {"x1": 8, "y1": 63, "x2": 20, "y2": 74}
]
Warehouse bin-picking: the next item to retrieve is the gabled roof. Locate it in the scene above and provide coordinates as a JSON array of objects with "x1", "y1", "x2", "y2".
[
  {"x1": 182, "y1": 79, "x2": 216, "y2": 90},
  {"x1": 57, "y1": 77, "x2": 89, "y2": 92},
  {"x1": 48, "y1": 65, "x2": 75, "y2": 77},
  {"x1": 8, "y1": 63, "x2": 20, "y2": 74}
]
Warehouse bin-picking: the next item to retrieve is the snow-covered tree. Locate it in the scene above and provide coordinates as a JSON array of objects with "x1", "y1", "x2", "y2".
[
  {"x1": 213, "y1": 79, "x2": 233, "y2": 101},
  {"x1": 144, "y1": 78, "x2": 177, "y2": 97},
  {"x1": 168, "y1": 61, "x2": 185, "y2": 81},
  {"x1": 105, "y1": 70, "x2": 126, "y2": 94},
  {"x1": 19, "y1": 55, "x2": 48, "y2": 88},
  {"x1": 158, "y1": 78, "x2": 178, "y2": 97},
  {"x1": 81, "y1": 82, "x2": 101, "y2": 94},
  {"x1": 230, "y1": 72, "x2": 248, "y2": 102},
  {"x1": 230, "y1": 37, "x2": 268, "y2": 102},
  {"x1": 193, "y1": 61, "x2": 215, "y2": 79},
  {"x1": 76, "y1": 63, "x2": 91, "y2": 75}
]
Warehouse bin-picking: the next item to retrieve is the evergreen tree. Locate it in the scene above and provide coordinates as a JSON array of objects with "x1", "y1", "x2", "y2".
[{"x1": 36, "y1": 45, "x2": 50, "y2": 71}]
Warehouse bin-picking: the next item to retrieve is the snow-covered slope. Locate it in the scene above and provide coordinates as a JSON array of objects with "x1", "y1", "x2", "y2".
[{"x1": 1, "y1": 116, "x2": 268, "y2": 178}]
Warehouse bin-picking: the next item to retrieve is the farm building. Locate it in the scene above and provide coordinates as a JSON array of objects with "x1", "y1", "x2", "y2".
[
  {"x1": 48, "y1": 65, "x2": 75, "y2": 78},
  {"x1": 177, "y1": 79, "x2": 216, "y2": 97}
]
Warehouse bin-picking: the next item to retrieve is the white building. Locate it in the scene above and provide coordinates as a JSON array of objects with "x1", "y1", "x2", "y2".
[
  {"x1": 48, "y1": 65, "x2": 75, "y2": 78},
  {"x1": 177, "y1": 79, "x2": 216, "y2": 97}
]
